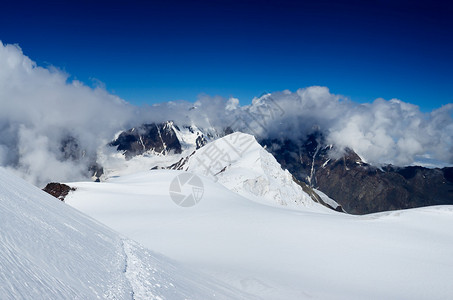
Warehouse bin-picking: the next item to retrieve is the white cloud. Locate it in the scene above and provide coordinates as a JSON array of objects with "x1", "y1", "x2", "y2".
[
  {"x1": 0, "y1": 42, "x2": 137, "y2": 186},
  {"x1": 248, "y1": 89, "x2": 453, "y2": 166},
  {"x1": 0, "y1": 42, "x2": 451, "y2": 186}
]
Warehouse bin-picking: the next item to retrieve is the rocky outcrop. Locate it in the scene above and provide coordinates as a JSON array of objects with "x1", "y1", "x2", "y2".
[
  {"x1": 315, "y1": 156, "x2": 453, "y2": 214},
  {"x1": 195, "y1": 135, "x2": 207, "y2": 149},
  {"x1": 110, "y1": 122, "x2": 182, "y2": 158},
  {"x1": 261, "y1": 134, "x2": 453, "y2": 214},
  {"x1": 43, "y1": 182, "x2": 76, "y2": 201}
]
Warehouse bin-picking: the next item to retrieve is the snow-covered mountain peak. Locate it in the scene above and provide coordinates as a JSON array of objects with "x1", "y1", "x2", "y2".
[
  {"x1": 179, "y1": 132, "x2": 335, "y2": 210},
  {"x1": 172, "y1": 123, "x2": 209, "y2": 150}
]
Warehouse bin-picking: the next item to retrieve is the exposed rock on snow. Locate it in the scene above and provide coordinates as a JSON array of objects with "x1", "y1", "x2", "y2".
[{"x1": 42, "y1": 182, "x2": 75, "y2": 201}]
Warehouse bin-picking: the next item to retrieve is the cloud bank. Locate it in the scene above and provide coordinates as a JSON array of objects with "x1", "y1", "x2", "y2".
[
  {"x1": 0, "y1": 43, "x2": 139, "y2": 185},
  {"x1": 0, "y1": 42, "x2": 452, "y2": 186},
  {"x1": 241, "y1": 87, "x2": 453, "y2": 166}
]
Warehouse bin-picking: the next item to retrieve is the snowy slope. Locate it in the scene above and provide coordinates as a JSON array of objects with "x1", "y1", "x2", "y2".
[
  {"x1": 66, "y1": 170, "x2": 453, "y2": 300},
  {"x1": 170, "y1": 132, "x2": 334, "y2": 211},
  {"x1": 0, "y1": 167, "x2": 249, "y2": 299},
  {"x1": 100, "y1": 131, "x2": 331, "y2": 211},
  {"x1": 185, "y1": 132, "x2": 320, "y2": 208}
]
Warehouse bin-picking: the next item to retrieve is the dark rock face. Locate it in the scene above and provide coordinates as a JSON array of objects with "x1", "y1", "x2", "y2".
[
  {"x1": 195, "y1": 135, "x2": 207, "y2": 149},
  {"x1": 43, "y1": 183, "x2": 76, "y2": 201},
  {"x1": 181, "y1": 125, "x2": 208, "y2": 149},
  {"x1": 315, "y1": 159, "x2": 453, "y2": 214},
  {"x1": 166, "y1": 151, "x2": 195, "y2": 171},
  {"x1": 261, "y1": 134, "x2": 453, "y2": 215},
  {"x1": 110, "y1": 122, "x2": 182, "y2": 158}
]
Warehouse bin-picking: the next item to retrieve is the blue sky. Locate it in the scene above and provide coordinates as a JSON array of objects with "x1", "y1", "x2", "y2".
[{"x1": 1, "y1": 0, "x2": 452, "y2": 111}]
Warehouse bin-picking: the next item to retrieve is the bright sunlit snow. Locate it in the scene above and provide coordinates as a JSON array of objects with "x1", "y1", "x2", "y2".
[
  {"x1": 2, "y1": 3, "x2": 453, "y2": 299},
  {"x1": 66, "y1": 169, "x2": 453, "y2": 299},
  {"x1": 0, "y1": 167, "x2": 249, "y2": 299},
  {"x1": 184, "y1": 132, "x2": 322, "y2": 209}
]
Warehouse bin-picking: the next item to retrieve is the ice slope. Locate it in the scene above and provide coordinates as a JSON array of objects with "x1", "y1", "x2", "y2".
[
  {"x1": 66, "y1": 170, "x2": 453, "y2": 300},
  {"x1": 0, "y1": 167, "x2": 249, "y2": 299},
  {"x1": 184, "y1": 132, "x2": 323, "y2": 209}
]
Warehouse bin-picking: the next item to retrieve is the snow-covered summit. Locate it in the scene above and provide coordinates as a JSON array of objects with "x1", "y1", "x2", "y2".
[
  {"x1": 172, "y1": 132, "x2": 337, "y2": 210},
  {"x1": 101, "y1": 130, "x2": 339, "y2": 211}
]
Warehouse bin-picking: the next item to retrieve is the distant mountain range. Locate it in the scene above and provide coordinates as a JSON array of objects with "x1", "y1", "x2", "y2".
[
  {"x1": 52, "y1": 120, "x2": 452, "y2": 215},
  {"x1": 261, "y1": 133, "x2": 453, "y2": 214}
]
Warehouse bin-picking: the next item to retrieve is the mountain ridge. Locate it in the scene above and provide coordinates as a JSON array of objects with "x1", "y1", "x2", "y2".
[
  {"x1": 102, "y1": 123, "x2": 453, "y2": 214},
  {"x1": 261, "y1": 134, "x2": 453, "y2": 214}
]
